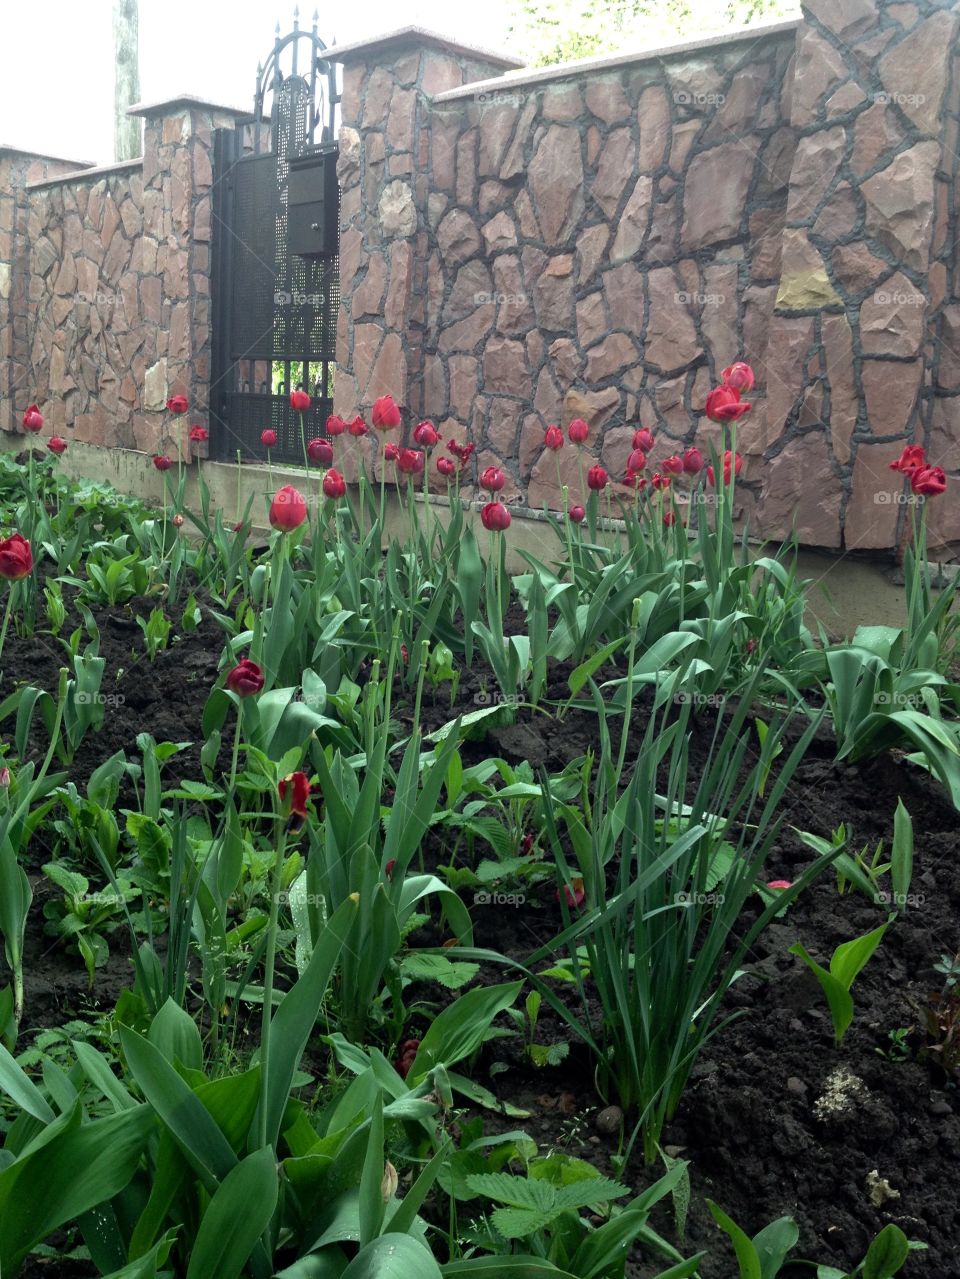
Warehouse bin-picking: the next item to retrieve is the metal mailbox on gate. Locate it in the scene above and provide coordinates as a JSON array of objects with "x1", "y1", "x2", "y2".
[{"x1": 288, "y1": 142, "x2": 339, "y2": 259}]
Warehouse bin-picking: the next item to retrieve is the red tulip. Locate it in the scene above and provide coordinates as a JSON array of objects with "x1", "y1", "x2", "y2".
[
  {"x1": 480, "y1": 466, "x2": 506, "y2": 492},
  {"x1": 395, "y1": 1039, "x2": 421, "y2": 1078},
  {"x1": 153, "y1": 455, "x2": 173, "y2": 471},
  {"x1": 413, "y1": 421, "x2": 440, "y2": 448},
  {"x1": 323, "y1": 468, "x2": 346, "y2": 499},
  {"x1": 396, "y1": 448, "x2": 424, "y2": 475},
  {"x1": 682, "y1": 447, "x2": 704, "y2": 474},
  {"x1": 290, "y1": 389, "x2": 311, "y2": 412},
  {"x1": 188, "y1": 425, "x2": 209, "y2": 443},
  {"x1": 22, "y1": 405, "x2": 44, "y2": 432},
  {"x1": 437, "y1": 456, "x2": 456, "y2": 477},
  {"x1": 0, "y1": 533, "x2": 33, "y2": 581},
  {"x1": 165, "y1": 395, "x2": 188, "y2": 414},
  {"x1": 172, "y1": 514, "x2": 185, "y2": 528},
  {"x1": 347, "y1": 416, "x2": 368, "y2": 436},
  {"x1": 260, "y1": 429, "x2": 277, "y2": 448},
  {"x1": 651, "y1": 472, "x2": 671, "y2": 491},
  {"x1": 662, "y1": 455, "x2": 684, "y2": 475},
  {"x1": 269, "y1": 484, "x2": 307, "y2": 531},
  {"x1": 307, "y1": 437, "x2": 333, "y2": 465},
  {"x1": 721, "y1": 362, "x2": 756, "y2": 392},
  {"x1": 633, "y1": 428, "x2": 655, "y2": 452},
  {"x1": 481, "y1": 501, "x2": 511, "y2": 531},
  {"x1": 568, "y1": 504, "x2": 585, "y2": 523},
  {"x1": 767, "y1": 879, "x2": 792, "y2": 891},
  {"x1": 544, "y1": 425, "x2": 564, "y2": 451},
  {"x1": 372, "y1": 395, "x2": 401, "y2": 429},
  {"x1": 706, "y1": 450, "x2": 744, "y2": 486},
  {"x1": 226, "y1": 658, "x2": 264, "y2": 697},
  {"x1": 625, "y1": 470, "x2": 647, "y2": 491},
  {"x1": 448, "y1": 439, "x2": 475, "y2": 466},
  {"x1": 889, "y1": 445, "x2": 926, "y2": 475},
  {"x1": 47, "y1": 436, "x2": 67, "y2": 456},
  {"x1": 556, "y1": 877, "x2": 585, "y2": 908},
  {"x1": 705, "y1": 386, "x2": 752, "y2": 422},
  {"x1": 911, "y1": 465, "x2": 947, "y2": 497},
  {"x1": 586, "y1": 465, "x2": 608, "y2": 491},
  {"x1": 384, "y1": 442, "x2": 400, "y2": 462},
  {"x1": 568, "y1": 419, "x2": 589, "y2": 444},
  {"x1": 326, "y1": 414, "x2": 346, "y2": 436},
  {"x1": 279, "y1": 771, "x2": 311, "y2": 822},
  {"x1": 663, "y1": 511, "x2": 676, "y2": 527},
  {"x1": 627, "y1": 448, "x2": 647, "y2": 473}
]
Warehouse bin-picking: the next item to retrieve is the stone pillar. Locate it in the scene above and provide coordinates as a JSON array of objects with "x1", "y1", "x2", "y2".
[
  {"x1": 331, "y1": 28, "x2": 523, "y2": 479},
  {"x1": 0, "y1": 147, "x2": 93, "y2": 433},
  {"x1": 129, "y1": 96, "x2": 251, "y2": 458},
  {"x1": 755, "y1": 0, "x2": 960, "y2": 554}
]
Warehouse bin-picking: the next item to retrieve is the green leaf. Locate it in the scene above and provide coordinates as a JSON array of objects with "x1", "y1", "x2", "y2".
[
  {"x1": 707, "y1": 1200, "x2": 762, "y2": 1279},
  {"x1": 862, "y1": 1224, "x2": 911, "y2": 1279},
  {"x1": 0, "y1": 1042, "x2": 56, "y2": 1122},
  {"x1": 890, "y1": 799, "x2": 913, "y2": 913},
  {"x1": 788, "y1": 945, "x2": 854, "y2": 1045},
  {"x1": 407, "y1": 982, "x2": 523, "y2": 1083},
  {"x1": 340, "y1": 1235, "x2": 443, "y2": 1278},
  {"x1": 185, "y1": 1146, "x2": 279, "y2": 1279},
  {"x1": 99, "y1": 1230, "x2": 179, "y2": 1279},
  {"x1": 751, "y1": 1215, "x2": 799, "y2": 1279},
  {"x1": 148, "y1": 997, "x2": 203, "y2": 1071}
]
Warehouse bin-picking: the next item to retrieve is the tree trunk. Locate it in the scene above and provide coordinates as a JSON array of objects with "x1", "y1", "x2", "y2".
[{"x1": 114, "y1": 0, "x2": 141, "y2": 162}]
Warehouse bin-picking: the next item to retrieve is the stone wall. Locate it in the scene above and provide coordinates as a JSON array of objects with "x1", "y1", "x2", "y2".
[{"x1": 332, "y1": 7, "x2": 960, "y2": 557}]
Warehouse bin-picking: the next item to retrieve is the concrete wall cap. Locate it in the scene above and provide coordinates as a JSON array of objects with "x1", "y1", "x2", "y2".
[{"x1": 329, "y1": 25, "x2": 524, "y2": 69}]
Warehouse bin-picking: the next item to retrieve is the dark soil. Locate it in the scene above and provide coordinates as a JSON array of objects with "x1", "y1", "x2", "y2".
[{"x1": 2, "y1": 601, "x2": 959, "y2": 1277}]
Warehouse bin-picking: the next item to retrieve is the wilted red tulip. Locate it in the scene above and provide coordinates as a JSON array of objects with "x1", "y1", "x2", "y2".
[
  {"x1": 627, "y1": 448, "x2": 647, "y2": 473},
  {"x1": 260, "y1": 429, "x2": 277, "y2": 448},
  {"x1": 347, "y1": 415, "x2": 368, "y2": 436},
  {"x1": 166, "y1": 395, "x2": 189, "y2": 414},
  {"x1": 395, "y1": 1039, "x2": 421, "y2": 1078},
  {"x1": 480, "y1": 466, "x2": 506, "y2": 492},
  {"x1": 0, "y1": 533, "x2": 33, "y2": 581},
  {"x1": 326, "y1": 414, "x2": 345, "y2": 436},
  {"x1": 911, "y1": 465, "x2": 947, "y2": 497},
  {"x1": 279, "y1": 771, "x2": 312, "y2": 824},
  {"x1": 705, "y1": 386, "x2": 752, "y2": 422},
  {"x1": 481, "y1": 501, "x2": 511, "y2": 531},
  {"x1": 372, "y1": 395, "x2": 401, "y2": 429},
  {"x1": 307, "y1": 437, "x2": 333, "y2": 465},
  {"x1": 448, "y1": 439, "x2": 475, "y2": 466},
  {"x1": 767, "y1": 879, "x2": 792, "y2": 891},
  {"x1": 172, "y1": 513, "x2": 185, "y2": 528},
  {"x1": 437, "y1": 456, "x2": 456, "y2": 477},
  {"x1": 188, "y1": 425, "x2": 209, "y2": 443},
  {"x1": 556, "y1": 877, "x2": 585, "y2": 908},
  {"x1": 544, "y1": 425, "x2": 564, "y2": 450},
  {"x1": 633, "y1": 428, "x2": 655, "y2": 452},
  {"x1": 721, "y1": 362, "x2": 756, "y2": 392},
  {"x1": 682, "y1": 447, "x2": 704, "y2": 474},
  {"x1": 625, "y1": 470, "x2": 647, "y2": 490},
  {"x1": 413, "y1": 421, "x2": 440, "y2": 448},
  {"x1": 22, "y1": 405, "x2": 44, "y2": 432},
  {"x1": 397, "y1": 448, "x2": 424, "y2": 475},
  {"x1": 586, "y1": 465, "x2": 608, "y2": 491},
  {"x1": 47, "y1": 436, "x2": 67, "y2": 456},
  {"x1": 568, "y1": 504, "x2": 586, "y2": 523},
  {"x1": 889, "y1": 445, "x2": 926, "y2": 475},
  {"x1": 651, "y1": 472, "x2": 671, "y2": 491},
  {"x1": 662, "y1": 455, "x2": 684, "y2": 475},
  {"x1": 269, "y1": 484, "x2": 307, "y2": 531},
  {"x1": 226, "y1": 658, "x2": 264, "y2": 697},
  {"x1": 323, "y1": 468, "x2": 346, "y2": 499},
  {"x1": 568, "y1": 419, "x2": 589, "y2": 444},
  {"x1": 153, "y1": 455, "x2": 173, "y2": 471},
  {"x1": 290, "y1": 389, "x2": 311, "y2": 412}
]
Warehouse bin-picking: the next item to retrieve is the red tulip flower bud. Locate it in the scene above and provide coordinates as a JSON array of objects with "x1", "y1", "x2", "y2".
[
  {"x1": 397, "y1": 448, "x2": 424, "y2": 474},
  {"x1": 322, "y1": 468, "x2": 346, "y2": 499},
  {"x1": 568, "y1": 419, "x2": 589, "y2": 444},
  {"x1": 586, "y1": 465, "x2": 608, "y2": 491},
  {"x1": 682, "y1": 447, "x2": 704, "y2": 474},
  {"x1": 437, "y1": 456, "x2": 456, "y2": 477},
  {"x1": 481, "y1": 501, "x2": 511, "y2": 531},
  {"x1": 705, "y1": 386, "x2": 752, "y2": 422},
  {"x1": 633, "y1": 428, "x2": 655, "y2": 452},
  {"x1": 47, "y1": 436, "x2": 68, "y2": 456},
  {"x1": 911, "y1": 465, "x2": 947, "y2": 497},
  {"x1": 165, "y1": 395, "x2": 189, "y2": 414},
  {"x1": 0, "y1": 533, "x2": 33, "y2": 581},
  {"x1": 188, "y1": 425, "x2": 209, "y2": 443},
  {"x1": 22, "y1": 404, "x2": 44, "y2": 432},
  {"x1": 662, "y1": 455, "x2": 684, "y2": 475},
  {"x1": 627, "y1": 448, "x2": 647, "y2": 473},
  {"x1": 279, "y1": 770, "x2": 312, "y2": 822},
  {"x1": 384, "y1": 442, "x2": 400, "y2": 462},
  {"x1": 568, "y1": 504, "x2": 586, "y2": 523},
  {"x1": 153, "y1": 454, "x2": 173, "y2": 471},
  {"x1": 172, "y1": 513, "x2": 185, "y2": 527},
  {"x1": 269, "y1": 484, "x2": 308, "y2": 530},
  {"x1": 290, "y1": 389, "x2": 311, "y2": 411},
  {"x1": 372, "y1": 395, "x2": 401, "y2": 429},
  {"x1": 413, "y1": 421, "x2": 440, "y2": 448},
  {"x1": 226, "y1": 658, "x2": 265, "y2": 697},
  {"x1": 260, "y1": 429, "x2": 277, "y2": 447},
  {"x1": 307, "y1": 437, "x2": 333, "y2": 465},
  {"x1": 544, "y1": 425, "x2": 564, "y2": 450},
  {"x1": 480, "y1": 466, "x2": 506, "y2": 492},
  {"x1": 325, "y1": 414, "x2": 346, "y2": 436},
  {"x1": 722, "y1": 361, "x2": 756, "y2": 392},
  {"x1": 347, "y1": 416, "x2": 368, "y2": 436}
]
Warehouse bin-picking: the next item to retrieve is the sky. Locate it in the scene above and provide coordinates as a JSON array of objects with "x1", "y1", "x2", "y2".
[{"x1": 1, "y1": 0, "x2": 797, "y2": 166}]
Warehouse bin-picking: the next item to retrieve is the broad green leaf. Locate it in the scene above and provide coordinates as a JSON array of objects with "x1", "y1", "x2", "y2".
[
  {"x1": 707, "y1": 1200, "x2": 762, "y2": 1279},
  {"x1": 408, "y1": 982, "x2": 523, "y2": 1083},
  {"x1": 340, "y1": 1235, "x2": 442, "y2": 1278},
  {"x1": 186, "y1": 1146, "x2": 279, "y2": 1279},
  {"x1": 862, "y1": 1224, "x2": 911, "y2": 1279}
]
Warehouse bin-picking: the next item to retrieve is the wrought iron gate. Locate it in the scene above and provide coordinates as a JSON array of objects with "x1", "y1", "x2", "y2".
[{"x1": 210, "y1": 14, "x2": 340, "y2": 463}]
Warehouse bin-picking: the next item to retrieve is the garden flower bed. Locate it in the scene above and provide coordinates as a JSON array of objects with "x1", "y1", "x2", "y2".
[{"x1": 0, "y1": 373, "x2": 956, "y2": 1279}]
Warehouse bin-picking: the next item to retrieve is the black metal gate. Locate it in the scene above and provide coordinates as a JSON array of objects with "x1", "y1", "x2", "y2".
[{"x1": 210, "y1": 14, "x2": 340, "y2": 463}]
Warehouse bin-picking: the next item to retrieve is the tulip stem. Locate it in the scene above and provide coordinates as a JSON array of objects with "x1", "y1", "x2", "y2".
[
  {"x1": 227, "y1": 706, "x2": 244, "y2": 798},
  {"x1": 0, "y1": 586, "x2": 14, "y2": 666},
  {"x1": 258, "y1": 816, "x2": 288, "y2": 1150}
]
